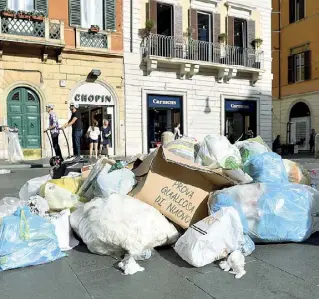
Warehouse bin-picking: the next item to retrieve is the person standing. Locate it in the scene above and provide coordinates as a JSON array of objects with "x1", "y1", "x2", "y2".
[
  {"x1": 44, "y1": 104, "x2": 63, "y2": 161},
  {"x1": 62, "y1": 102, "x2": 82, "y2": 160},
  {"x1": 173, "y1": 123, "x2": 182, "y2": 140},
  {"x1": 309, "y1": 129, "x2": 316, "y2": 155},
  {"x1": 100, "y1": 119, "x2": 111, "y2": 157},
  {"x1": 86, "y1": 120, "x2": 100, "y2": 159}
]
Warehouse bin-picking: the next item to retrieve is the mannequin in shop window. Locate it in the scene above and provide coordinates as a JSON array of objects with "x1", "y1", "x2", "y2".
[
  {"x1": 86, "y1": 120, "x2": 100, "y2": 160},
  {"x1": 174, "y1": 123, "x2": 182, "y2": 140},
  {"x1": 100, "y1": 119, "x2": 111, "y2": 158}
]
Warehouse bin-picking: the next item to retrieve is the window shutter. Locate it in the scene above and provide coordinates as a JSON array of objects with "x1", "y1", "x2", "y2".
[
  {"x1": 0, "y1": 0, "x2": 7, "y2": 11},
  {"x1": 35, "y1": 0, "x2": 48, "y2": 16},
  {"x1": 288, "y1": 55, "x2": 295, "y2": 84},
  {"x1": 105, "y1": 0, "x2": 116, "y2": 31},
  {"x1": 150, "y1": 0, "x2": 157, "y2": 34},
  {"x1": 189, "y1": 9, "x2": 198, "y2": 40},
  {"x1": 174, "y1": 5, "x2": 183, "y2": 41},
  {"x1": 213, "y1": 13, "x2": 220, "y2": 43},
  {"x1": 69, "y1": 0, "x2": 81, "y2": 26},
  {"x1": 247, "y1": 20, "x2": 255, "y2": 48},
  {"x1": 304, "y1": 50, "x2": 311, "y2": 80},
  {"x1": 299, "y1": 0, "x2": 305, "y2": 19},
  {"x1": 227, "y1": 16, "x2": 234, "y2": 45},
  {"x1": 289, "y1": 0, "x2": 295, "y2": 23}
]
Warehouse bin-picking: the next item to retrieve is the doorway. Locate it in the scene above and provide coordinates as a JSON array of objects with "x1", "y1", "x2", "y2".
[{"x1": 7, "y1": 87, "x2": 41, "y2": 148}]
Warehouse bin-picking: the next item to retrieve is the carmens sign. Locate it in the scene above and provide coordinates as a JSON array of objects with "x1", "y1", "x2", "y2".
[
  {"x1": 225, "y1": 100, "x2": 256, "y2": 113},
  {"x1": 148, "y1": 95, "x2": 182, "y2": 109}
]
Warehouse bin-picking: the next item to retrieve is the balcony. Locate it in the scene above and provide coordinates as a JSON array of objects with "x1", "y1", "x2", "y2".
[
  {"x1": 142, "y1": 34, "x2": 264, "y2": 85},
  {"x1": 75, "y1": 28, "x2": 110, "y2": 53},
  {"x1": 0, "y1": 16, "x2": 65, "y2": 60}
]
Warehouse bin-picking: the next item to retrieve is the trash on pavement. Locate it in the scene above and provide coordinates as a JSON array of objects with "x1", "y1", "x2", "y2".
[
  {"x1": 174, "y1": 207, "x2": 245, "y2": 267},
  {"x1": 40, "y1": 176, "x2": 84, "y2": 197},
  {"x1": 27, "y1": 195, "x2": 50, "y2": 217},
  {"x1": 0, "y1": 169, "x2": 11, "y2": 174},
  {"x1": 235, "y1": 139, "x2": 270, "y2": 164},
  {"x1": 0, "y1": 207, "x2": 65, "y2": 271},
  {"x1": 70, "y1": 195, "x2": 179, "y2": 257},
  {"x1": 195, "y1": 135, "x2": 242, "y2": 169},
  {"x1": 19, "y1": 174, "x2": 51, "y2": 202},
  {"x1": 118, "y1": 254, "x2": 145, "y2": 275},
  {"x1": 243, "y1": 152, "x2": 288, "y2": 184},
  {"x1": 283, "y1": 159, "x2": 311, "y2": 185},
  {"x1": 130, "y1": 146, "x2": 236, "y2": 229},
  {"x1": 166, "y1": 136, "x2": 199, "y2": 162},
  {"x1": 0, "y1": 197, "x2": 26, "y2": 219},
  {"x1": 6, "y1": 130, "x2": 24, "y2": 163},
  {"x1": 209, "y1": 183, "x2": 319, "y2": 243},
  {"x1": 219, "y1": 250, "x2": 246, "y2": 279}
]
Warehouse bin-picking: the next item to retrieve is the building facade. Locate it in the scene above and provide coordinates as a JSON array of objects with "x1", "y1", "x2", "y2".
[
  {"x1": 0, "y1": 0, "x2": 124, "y2": 160},
  {"x1": 272, "y1": 0, "x2": 319, "y2": 151},
  {"x1": 123, "y1": 0, "x2": 272, "y2": 155}
]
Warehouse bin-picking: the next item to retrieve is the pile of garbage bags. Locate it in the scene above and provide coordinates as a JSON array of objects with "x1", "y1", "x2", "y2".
[{"x1": 0, "y1": 134, "x2": 318, "y2": 279}]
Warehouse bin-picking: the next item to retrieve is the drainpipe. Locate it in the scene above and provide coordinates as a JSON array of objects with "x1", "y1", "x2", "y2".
[
  {"x1": 279, "y1": 0, "x2": 282, "y2": 137},
  {"x1": 130, "y1": 0, "x2": 133, "y2": 52}
]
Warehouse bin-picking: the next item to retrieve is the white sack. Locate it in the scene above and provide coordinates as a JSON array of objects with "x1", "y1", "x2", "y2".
[
  {"x1": 70, "y1": 194, "x2": 180, "y2": 257},
  {"x1": 19, "y1": 174, "x2": 51, "y2": 202},
  {"x1": 195, "y1": 135, "x2": 242, "y2": 169},
  {"x1": 6, "y1": 131, "x2": 24, "y2": 163},
  {"x1": 174, "y1": 207, "x2": 244, "y2": 267}
]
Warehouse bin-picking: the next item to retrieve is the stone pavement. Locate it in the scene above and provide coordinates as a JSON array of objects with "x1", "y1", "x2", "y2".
[{"x1": 0, "y1": 169, "x2": 318, "y2": 299}]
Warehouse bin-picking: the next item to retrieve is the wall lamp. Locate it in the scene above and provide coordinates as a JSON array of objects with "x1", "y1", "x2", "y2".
[{"x1": 89, "y1": 69, "x2": 101, "y2": 77}]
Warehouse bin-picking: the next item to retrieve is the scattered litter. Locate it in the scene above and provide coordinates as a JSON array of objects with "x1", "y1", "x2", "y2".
[
  {"x1": 219, "y1": 250, "x2": 246, "y2": 279},
  {"x1": 0, "y1": 169, "x2": 10, "y2": 174},
  {"x1": 6, "y1": 130, "x2": 24, "y2": 163},
  {"x1": 118, "y1": 254, "x2": 145, "y2": 275}
]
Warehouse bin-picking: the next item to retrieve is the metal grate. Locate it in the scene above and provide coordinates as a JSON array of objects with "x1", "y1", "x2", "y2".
[
  {"x1": 80, "y1": 31, "x2": 108, "y2": 49},
  {"x1": 49, "y1": 22, "x2": 60, "y2": 40},
  {"x1": 1, "y1": 17, "x2": 45, "y2": 37}
]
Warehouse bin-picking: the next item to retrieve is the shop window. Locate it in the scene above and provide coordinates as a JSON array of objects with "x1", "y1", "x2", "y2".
[
  {"x1": 69, "y1": 0, "x2": 116, "y2": 31},
  {"x1": 289, "y1": 0, "x2": 305, "y2": 24},
  {"x1": 8, "y1": 0, "x2": 34, "y2": 11},
  {"x1": 288, "y1": 50, "x2": 311, "y2": 84}
]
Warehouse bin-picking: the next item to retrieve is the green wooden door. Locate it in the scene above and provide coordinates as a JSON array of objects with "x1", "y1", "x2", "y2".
[{"x1": 7, "y1": 87, "x2": 41, "y2": 148}]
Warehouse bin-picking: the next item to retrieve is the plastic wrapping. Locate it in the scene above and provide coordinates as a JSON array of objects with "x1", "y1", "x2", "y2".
[
  {"x1": 283, "y1": 159, "x2": 311, "y2": 185},
  {"x1": 0, "y1": 207, "x2": 65, "y2": 271},
  {"x1": 6, "y1": 131, "x2": 24, "y2": 163},
  {"x1": 166, "y1": 137, "x2": 199, "y2": 162},
  {"x1": 19, "y1": 174, "x2": 51, "y2": 202},
  {"x1": 195, "y1": 135, "x2": 242, "y2": 169},
  {"x1": 243, "y1": 152, "x2": 288, "y2": 184},
  {"x1": 235, "y1": 140, "x2": 270, "y2": 164},
  {"x1": 174, "y1": 207, "x2": 245, "y2": 267},
  {"x1": 0, "y1": 197, "x2": 26, "y2": 219},
  {"x1": 209, "y1": 183, "x2": 319, "y2": 243},
  {"x1": 70, "y1": 195, "x2": 180, "y2": 257}
]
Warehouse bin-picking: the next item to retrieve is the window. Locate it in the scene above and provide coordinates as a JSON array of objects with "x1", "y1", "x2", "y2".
[
  {"x1": 8, "y1": 0, "x2": 34, "y2": 11},
  {"x1": 80, "y1": 0, "x2": 103, "y2": 29},
  {"x1": 157, "y1": 3, "x2": 173, "y2": 36},
  {"x1": 197, "y1": 12, "x2": 211, "y2": 43},
  {"x1": 289, "y1": 0, "x2": 305, "y2": 24},
  {"x1": 288, "y1": 50, "x2": 311, "y2": 84},
  {"x1": 233, "y1": 18, "x2": 247, "y2": 48}
]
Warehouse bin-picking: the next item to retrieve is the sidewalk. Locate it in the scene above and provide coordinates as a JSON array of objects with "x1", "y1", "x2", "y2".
[{"x1": 0, "y1": 158, "x2": 51, "y2": 169}]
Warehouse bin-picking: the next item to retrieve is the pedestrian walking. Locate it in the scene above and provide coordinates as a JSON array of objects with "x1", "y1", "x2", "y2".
[
  {"x1": 100, "y1": 119, "x2": 111, "y2": 157},
  {"x1": 44, "y1": 104, "x2": 63, "y2": 161},
  {"x1": 86, "y1": 120, "x2": 100, "y2": 160},
  {"x1": 62, "y1": 102, "x2": 82, "y2": 161},
  {"x1": 309, "y1": 129, "x2": 316, "y2": 154}
]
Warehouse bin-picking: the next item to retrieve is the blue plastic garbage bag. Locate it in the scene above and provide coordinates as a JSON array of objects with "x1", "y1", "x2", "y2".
[
  {"x1": 243, "y1": 152, "x2": 288, "y2": 184},
  {"x1": 0, "y1": 207, "x2": 65, "y2": 271},
  {"x1": 209, "y1": 183, "x2": 319, "y2": 243}
]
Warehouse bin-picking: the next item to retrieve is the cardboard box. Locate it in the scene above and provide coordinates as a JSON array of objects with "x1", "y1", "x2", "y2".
[{"x1": 130, "y1": 147, "x2": 236, "y2": 229}]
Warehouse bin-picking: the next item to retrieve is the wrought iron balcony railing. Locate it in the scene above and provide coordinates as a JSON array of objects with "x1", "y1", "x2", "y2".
[
  {"x1": 75, "y1": 28, "x2": 110, "y2": 51},
  {"x1": 0, "y1": 17, "x2": 64, "y2": 46},
  {"x1": 142, "y1": 33, "x2": 264, "y2": 70}
]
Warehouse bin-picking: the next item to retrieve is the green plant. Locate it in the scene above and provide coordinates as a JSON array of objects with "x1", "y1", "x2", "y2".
[
  {"x1": 2, "y1": 8, "x2": 16, "y2": 14},
  {"x1": 17, "y1": 10, "x2": 30, "y2": 15},
  {"x1": 218, "y1": 33, "x2": 228, "y2": 43},
  {"x1": 30, "y1": 10, "x2": 45, "y2": 17},
  {"x1": 138, "y1": 19, "x2": 155, "y2": 39},
  {"x1": 252, "y1": 38, "x2": 263, "y2": 48},
  {"x1": 90, "y1": 25, "x2": 100, "y2": 29}
]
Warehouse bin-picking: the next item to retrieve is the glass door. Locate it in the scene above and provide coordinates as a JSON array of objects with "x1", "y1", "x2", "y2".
[{"x1": 102, "y1": 106, "x2": 115, "y2": 156}]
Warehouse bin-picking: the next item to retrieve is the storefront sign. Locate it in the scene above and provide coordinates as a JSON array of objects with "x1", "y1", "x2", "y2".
[
  {"x1": 71, "y1": 82, "x2": 114, "y2": 106},
  {"x1": 148, "y1": 95, "x2": 181, "y2": 109},
  {"x1": 225, "y1": 100, "x2": 256, "y2": 113}
]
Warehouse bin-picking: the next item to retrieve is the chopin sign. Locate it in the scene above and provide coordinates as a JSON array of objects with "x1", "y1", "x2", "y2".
[{"x1": 72, "y1": 82, "x2": 114, "y2": 106}]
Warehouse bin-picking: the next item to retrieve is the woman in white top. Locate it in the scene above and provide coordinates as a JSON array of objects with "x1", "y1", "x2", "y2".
[
  {"x1": 86, "y1": 120, "x2": 100, "y2": 159},
  {"x1": 174, "y1": 123, "x2": 182, "y2": 140}
]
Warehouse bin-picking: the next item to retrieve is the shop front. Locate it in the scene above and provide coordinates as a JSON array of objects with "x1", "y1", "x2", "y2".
[
  {"x1": 147, "y1": 94, "x2": 183, "y2": 150},
  {"x1": 224, "y1": 99, "x2": 257, "y2": 143},
  {"x1": 70, "y1": 81, "x2": 117, "y2": 156}
]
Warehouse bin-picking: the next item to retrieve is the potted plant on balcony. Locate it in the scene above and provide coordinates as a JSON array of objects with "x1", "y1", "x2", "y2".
[
  {"x1": 89, "y1": 25, "x2": 100, "y2": 33},
  {"x1": 251, "y1": 38, "x2": 263, "y2": 49},
  {"x1": 1, "y1": 8, "x2": 15, "y2": 18},
  {"x1": 138, "y1": 20, "x2": 155, "y2": 56},
  {"x1": 30, "y1": 10, "x2": 45, "y2": 22},
  {"x1": 17, "y1": 10, "x2": 31, "y2": 20},
  {"x1": 218, "y1": 33, "x2": 228, "y2": 62},
  {"x1": 251, "y1": 38, "x2": 263, "y2": 69},
  {"x1": 184, "y1": 28, "x2": 197, "y2": 60}
]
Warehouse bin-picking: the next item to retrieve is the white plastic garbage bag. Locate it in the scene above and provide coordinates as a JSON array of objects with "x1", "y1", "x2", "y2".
[
  {"x1": 195, "y1": 135, "x2": 242, "y2": 169},
  {"x1": 174, "y1": 207, "x2": 245, "y2": 267},
  {"x1": 0, "y1": 197, "x2": 26, "y2": 219},
  {"x1": 70, "y1": 195, "x2": 180, "y2": 257},
  {"x1": 49, "y1": 209, "x2": 79, "y2": 251},
  {"x1": 235, "y1": 140, "x2": 270, "y2": 164},
  {"x1": 27, "y1": 195, "x2": 49, "y2": 217},
  {"x1": 6, "y1": 131, "x2": 24, "y2": 163},
  {"x1": 19, "y1": 174, "x2": 51, "y2": 202},
  {"x1": 94, "y1": 168, "x2": 136, "y2": 198}
]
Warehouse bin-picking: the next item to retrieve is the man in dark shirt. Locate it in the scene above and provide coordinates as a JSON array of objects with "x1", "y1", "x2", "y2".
[{"x1": 62, "y1": 102, "x2": 82, "y2": 160}]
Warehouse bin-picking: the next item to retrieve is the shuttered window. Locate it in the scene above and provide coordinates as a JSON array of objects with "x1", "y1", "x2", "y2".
[
  {"x1": 288, "y1": 50, "x2": 311, "y2": 84},
  {"x1": 227, "y1": 16, "x2": 234, "y2": 46},
  {"x1": 289, "y1": 0, "x2": 305, "y2": 24},
  {"x1": 69, "y1": 0, "x2": 116, "y2": 31},
  {"x1": 4, "y1": 0, "x2": 48, "y2": 15}
]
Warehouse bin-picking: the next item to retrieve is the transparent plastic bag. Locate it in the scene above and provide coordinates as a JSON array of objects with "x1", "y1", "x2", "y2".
[
  {"x1": 166, "y1": 137, "x2": 200, "y2": 162},
  {"x1": 0, "y1": 207, "x2": 65, "y2": 271},
  {"x1": 209, "y1": 183, "x2": 319, "y2": 243},
  {"x1": 283, "y1": 159, "x2": 311, "y2": 185},
  {"x1": 19, "y1": 174, "x2": 51, "y2": 202},
  {"x1": 6, "y1": 131, "x2": 24, "y2": 163},
  {"x1": 235, "y1": 140, "x2": 270, "y2": 164},
  {"x1": 0, "y1": 197, "x2": 26, "y2": 219}
]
